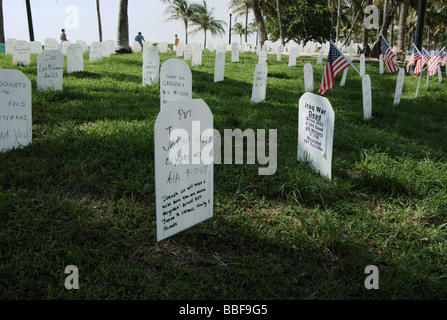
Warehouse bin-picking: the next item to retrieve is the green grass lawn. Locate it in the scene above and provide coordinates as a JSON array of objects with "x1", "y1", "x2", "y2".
[{"x1": 1, "y1": 48, "x2": 447, "y2": 300}]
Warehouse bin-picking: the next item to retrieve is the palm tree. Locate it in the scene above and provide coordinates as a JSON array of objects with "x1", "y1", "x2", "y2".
[
  {"x1": 229, "y1": 0, "x2": 252, "y2": 43},
  {"x1": 251, "y1": 0, "x2": 268, "y2": 47},
  {"x1": 0, "y1": 0, "x2": 4, "y2": 44},
  {"x1": 189, "y1": 1, "x2": 227, "y2": 50},
  {"x1": 96, "y1": 0, "x2": 103, "y2": 42},
  {"x1": 232, "y1": 22, "x2": 245, "y2": 44},
  {"x1": 397, "y1": 0, "x2": 410, "y2": 59},
  {"x1": 115, "y1": 0, "x2": 131, "y2": 53},
  {"x1": 164, "y1": 0, "x2": 195, "y2": 45}
]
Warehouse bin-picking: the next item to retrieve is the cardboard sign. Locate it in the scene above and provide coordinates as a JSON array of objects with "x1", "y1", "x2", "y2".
[
  {"x1": 143, "y1": 51, "x2": 160, "y2": 86},
  {"x1": 214, "y1": 50, "x2": 225, "y2": 83},
  {"x1": 192, "y1": 47, "x2": 203, "y2": 67},
  {"x1": 160, "y1": 59, "x2": 192, "y2": 109},
  {"x1": 276, "y1": 44, "x2": 282, "y2": 62},
  {"x1": 158, "y1": 41, "x2": 168, "y2": 53},
  {"x1": 176, "y1": 43, "x2": 185, "y2": 57},
  {"x1": 0, "y1": 69, "x2": 32, "y2": 153},
  {"x1": 340, "y1": 68, "x2": 348, "y2": 87},
  {"x1": 304, "y1": 63, "x2": 314, "y2": 92},
  {"x1": 379, "y1": 54, "x2": 384, "y2": 74},
  {"x1": 132, "y1": 41, "x2": 142, "y2": 52},
  {"x1": 231, "y1": 43, "x2": 239, "y2": 63},
  {"x1": 393, "y1": 68, "x2": 404, "y2": 106},
  {"x1": 154, "y1": 99, "x2": 213, "y2": 241},
  {"x1": 317, "y1": 48, "x2": 324, "y2": 65},
  {"x1": 12, "y1": 41, "x2": 30, "y2": 66},
  {"x1": 5, "y1": 38, "x2": 16, "y2": 55},
  {"x1": 67, "y1": 43, "x2": 84, "y2": 73},
  {"x1": 76, "y1": 40, "x2": 89, "y2": 53},
  {"x1": 298, "y1": 92, "x2": 334, "y2": 179},
  {"x1": 259, "y1": 50, "x2": 267, "y2": 63},
  {"x1": 30, "y1": 41, "x2": 43, "y2": 54},
  {"x1": 37, "y1": 50, "x2": 64, "y2": 91},
  {"x1": 61, "y1": 41, "x2": 71, "y2": 55},
  {"x1": 288, "y1": 46, "x2": 297, "y2": 67},
  {"x1": 362, "y1": 74, "x2": 372, "y2": 120},
  {"x1": 360, "y1": 54, "x2": 365, "y2": 76},
  {"x1": 101, "y1": 41, "x2": 111, "y2": 58},
  {"x1": 184, "y1": 44, "x2": 192, "y2": 61},
  {"x1": 251, "y1": 62, "x2": 268, "y2": 103},
  {"x1": 90, "y1": 41, "x2": 102, "y2": 62},
  {"x1": 44, "y1": 38, "x2": 59, "y2": 51}
]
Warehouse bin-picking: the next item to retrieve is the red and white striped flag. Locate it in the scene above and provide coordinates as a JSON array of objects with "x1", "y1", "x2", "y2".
[
  {"x1": 427, "y1": 47, "x2": 445, "y2": 77},
  {"x1": 381, "y1": 35, "x2": 399, "y2": 73},
  {"x1": 441, "y1": 53, "x2": 447, "y2": 67},
  {"x1": 414, "y1": 48, "x2": 430, "y2": 76},
  {"x1": 319, "y1": 42, "x2": 351, "y2": 95},
  {"x1": 406, "y1": 44, "x2": 421, "y2": 72}
]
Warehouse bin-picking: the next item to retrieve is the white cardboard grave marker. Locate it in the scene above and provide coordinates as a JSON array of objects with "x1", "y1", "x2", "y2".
[
  {"x1": 214, "y1": 50, "x2": 225, "y2": 83},
  {"x1": 298, "y1": 92, "x2": 334, "y2": 179},
  {"x1": 304, "y1": 63, "x2": 314, "y2": 92},
  {"x1": 438, "y1": 66, "x2": 443, "y2": 83},
  {"x1": 12, "y1": 41, "x2": 30, "y2": 66},
  {"x1": 362, "y1": 74, "x2": 372, "y2": 120},
  {"x1": 101, "y1": 42, "x2": 111, "y2": 58},
  {"x1": 44, "y1": 38, "x2": 59, "y2": 51},
  {"x1": 160, "y1": 59, "x2": 192, "y2": 109},
  {"x1": 317, "y1": 48, "x2": 324, "y2": 65},
  {"x1": 37, "y1": 50, "x2": 64, "y2": 91},
  {"x1": 154, "y1": 99, "x2": 213, "y2": 241},
  {"x1": 132, "y1": 41, "x2": 142, "y2": 52},
  {"x1": 76, "y1": 40, "x2": 89, "y2": 53},
  {"x1": 184, "y1": 44, "x2": 192, "y2": 61},
  {"x1": 251, "y1": 62, "x2": 268, "y2": 103},
  {"x1": 288, "y1": 46, "x2": 297, "y2": 67},
  {"x1": 143, "y1": 50, "x2": 160, "y2": 86},
  {"x1": 176, "y1": 43, "x2": 185, "y2": 57},
  {"x1": 276, "y1": 44, "x2": 282, "y2": 62},
  {"x1": 67, "y1": 43, "x2": 84, "y2": 73},
  {"x1": 259, "y1": 50, "x2": 267, "y2": 63},
  {"x1": 192, "y1": 46, "x2": 202, "y2": 67},
  {"x1": 61, "y1": 41, "x2": 71, "y2": 55},
  {"x1": 340, "y1": 68, "x2": 348, "y2": 87},
  {"x1": 231, "y1": 43, "x2": 239, "y2": 63},
  {"x1": 379, "y1": 54, "x2": 384, "y2": 74},
  {"x1": 158, "y1": 41, "x2": 168, "y2": 53},
  {"x1": 30, "y1": 41, "x2": 43, "y2": 54},
  {"x1": 393, "y1": 68, "x2": 404, "y2": 106},
  {"x1": 0, "y1": 69, "x2": 32, "y2": 153},
  {"x1": 89, "y1": 41, "x2": 102, "y2": 62},
  {"x1": 360, "y1": 54, "x2": 365, "y2": 76},
  {"x1": 5, "y1": 38, "x2": 16, "y2": 55}
]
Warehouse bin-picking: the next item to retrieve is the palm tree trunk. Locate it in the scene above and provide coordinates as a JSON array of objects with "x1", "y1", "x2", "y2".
[
  {"x1": 185, "y1": 20, "x2": 189, "y2": 45},
  {"x1": 276, "y1": 0, "x2": 284, "y2": 46},
  {"x1": 397, "y1": 0, "x2": 409, "y2": 58},
  {"x1": 203, "y1": 29, "x2": 207, "y2": 50},
  {"x1": 329, "y1": 0, "x2": 335, "y2": 40},
  {"x1": 251, "y1": 0, "x2": 267, "y2": 47},
  {"x1": 336, "y1": 0, "x2": 341, "y2": 43},
  {"x1": 115, "y1": 0, "x2": 131, "y2": 53},
  {"x1": 0, "y1": 0, "x2": 4, "y2": 44},
  {"x1": 245, "y1": 3, "x2": 249, "y2": 43},
  {"x1": 96, "y1": 0, "x2": 103, "y2": 42}
]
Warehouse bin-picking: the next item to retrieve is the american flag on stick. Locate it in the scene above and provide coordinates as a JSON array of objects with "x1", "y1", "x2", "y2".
[
  {"x1": 406, "y1": 44, "x2": 421, "y2": 72},
  {"x1": 427, "y1": 47, "x2": 445, "y2": 77},
  {"x1": 441, "y1": 54, "x2": 447, "y2": 67},
  {"x1": 414, "y1": 48, "x2": 430, "y2": 75},
  {"x1": 319, "y1": 41, "x2": 352, "y2": 95},
  {"x1": 381, "y1": 35, "x2": 399, "y2": 73}
]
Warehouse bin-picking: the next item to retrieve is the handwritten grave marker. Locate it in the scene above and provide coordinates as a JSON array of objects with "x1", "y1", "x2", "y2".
[
  {"x1": 214, "y1": 50, "x2": 225, "y2": 83},
  {"x1": 154, "y1": 99, "x2": 214, "y2": 241},
  {"x1": 67, "y1": 43, "x2": 84, "y2": 73},
  {"x1": 143, "y1": 49, "x2": 160, "y2": 87},
  {"x1": 231, "y1": 42, "x2": 239, "y2": 63},
  {"x1": 89, "y1": 41, "x2": 102, "y2": 62},
  {"x1": 30, "y1": 41, "x2": 43, "y2": 54},
  {"x1": 362, "y1": 74, "x2": 372, "y2": 120},
  {"x1": 360, "y1": 54, "x2": 365, "y2": 76},
  {"x1": 0, "y1": 69, "x2": 32, "y2": 153},
  {"x1": 298, "y1": 92, "x2": 335, "y2": 179},
  {"x1": 12, "y1": 41, "x2": 30, "y2": 66},
  {"x1": 393, "y1": 68, "x2": 404, "y2": 106},
  {"x1": 37, "y1": 50, "x2": 64, "y2": 91},
  {"x1": 160, "y1": 59, "x2": 192, "y2": 109},
  {"x1": 304, "y1": 63, "x2": 314, "y2": 92},
  {"x1": 251, "y1": 62, "x2": 268, "y2": 103}
]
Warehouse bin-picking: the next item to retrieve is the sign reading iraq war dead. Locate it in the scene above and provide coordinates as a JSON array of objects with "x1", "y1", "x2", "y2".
[
  {"x1": 154, "y1": 99, "x2": 214, "y2": 241},
  {"x1": 297, "y1": 92, "x2": 335, "y2": 179}
]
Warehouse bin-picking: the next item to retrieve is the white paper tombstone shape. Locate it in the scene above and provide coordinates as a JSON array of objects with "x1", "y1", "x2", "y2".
[
  {"x1": 67, "y1": 43, "x2": 84, "y2": 73},
  {"x1": 277, "y1": 44, "x2": 282, "y2": 61},
  {"x1": 259, "y1": 50, "x2": 268, "y2": 63},
  {"x1": 360, "y1": 53, "x2": 366, "y2": 76},
  {"x1": 317, "y1": 48, "x2": 324, "y2": 65},
  {"x1": 44, "y1": 38, "x2": 59, "y2": 51},
  {"x1": 61, "y1": 41, "x2": 71, "y2": 55},
  {"x1": 393, "y1": 68, "x2": 405, "y2": 106},
  {"x1": 231, "y1": 42, "x2": 240, "y2": 63},
  {"x1": 154, "y1": 98, "x2": 214, "y2": 241},
  {"x1": 107, "y1": 40, "x2": 115, "y2": 54},
  {"x1": 143, "y1": 50, "x2": 160, "y2": 86},
  {"x1": 362, "y1": 74, "x2": 372, "y2": 120},
  {"x1": 12, "y1": 41, "x2": 31, "y2": 66},
  {"x1": 438, "y1": 66, "x2": 443, "y2": 83},
  {"x1": 132, "y1": 41, "x2": 142, "y2": 52},
  {"x1": 191, "y1": 46, "x2": 203, "y2": 67},
  {"x1": 143, "y1": 42, "x2": 157, "y2": 56},
  {"x1": 0, "y1": 69, "x2": 32, "y2": 153},
  {"x1": 76, "y1": 40, "x2": 89, "y2": 52},
  {"x1": 37, "y1": 50, "x2": 64, "y2": 91},
  {"x1": 89, "y1": 41, "x2": 102, "y2": 62},
  {"x1": 101, "y1": 42, "x2": 111, "y2": 58},
  {"x1": 251, "y1": 62, "x2": 268, "y2": 103},
  {"x1": 379, "y1": 54, "x2": 384, "y2": 74},
  {"x1": 288, "y1": 46, "x2": 298, "y2": 67},
  {"x1": 303, "y1": 63, "x2": 314, "y2": 92},
  {"x1": 158, "y1": 41, "x2": 168, "y2": 53},
  {"x1": 160, "y1": 59, "x2": 192, "y2": 109},
  {"x1": 298, "y1": 92, "x2": 335, "y2": 179},
  {"x1": 30, "y1": 41, "x2": 43, "y2": 54},
  {"x1": 176, "y1": 42, "x2": 185, "y2": 57},
  {"x1": 5, "y1": 38, "x2": 16, "y2": 55},
  {"x1": 214, "y1": 50, "x2": 225, "y2": 83},
  {"x1": 340, "y1": 68, "x2": 348, "y2": 87},
  {"x1": 183, "y1": 44, "x2": 192, "y2": 61}
]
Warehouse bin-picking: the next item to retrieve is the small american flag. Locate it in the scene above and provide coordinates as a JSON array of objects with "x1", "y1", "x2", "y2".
[
  {"x1": 319, "y1": 42, "x2": 350, "y2": 95},
  {"x1": 381, "y1": 35, "x2": 399, "y2": 73},
  {"x1": 414, "y1": 48, "x2": 430, "y2": 75},
  {"x1": 406, "y1": 44, "x2": 421, "y2": 72},
  {"x1": 441, "y1": 54, "x2": 447, "y2": 67},
  {"x1": 427, "y1": 47, "x2": 445, "y2": 77}
]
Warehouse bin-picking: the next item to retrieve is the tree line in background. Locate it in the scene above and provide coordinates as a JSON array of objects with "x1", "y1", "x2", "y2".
[{"x1": 0, "y1": 0, "x2": 445, "y2": 58}]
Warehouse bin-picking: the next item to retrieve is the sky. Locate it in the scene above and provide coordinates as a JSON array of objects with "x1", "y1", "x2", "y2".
[{"x1": 3, "y1": 0, "x2": 256, "y2": 46}]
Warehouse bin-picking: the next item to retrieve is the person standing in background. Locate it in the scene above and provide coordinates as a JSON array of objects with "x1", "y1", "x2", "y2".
[{"x1": 135, "y1": 32, "x2": 145, "y2": 50}]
